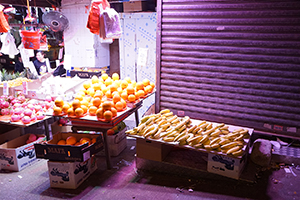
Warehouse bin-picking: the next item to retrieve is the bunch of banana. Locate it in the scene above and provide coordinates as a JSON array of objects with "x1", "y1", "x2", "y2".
[{"x1": 125, "y1": 109, "x2": 250, "y2": 157}]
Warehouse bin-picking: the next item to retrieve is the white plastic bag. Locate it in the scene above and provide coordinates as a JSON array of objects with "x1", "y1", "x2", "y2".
[{"x1": 100, "y1": 8, "x2": 122, "y2": 39}]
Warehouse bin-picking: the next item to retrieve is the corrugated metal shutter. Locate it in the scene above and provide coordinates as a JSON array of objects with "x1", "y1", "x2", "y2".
[{"x1": 155, "y1": 0, "x2": 300, "y2": 137}]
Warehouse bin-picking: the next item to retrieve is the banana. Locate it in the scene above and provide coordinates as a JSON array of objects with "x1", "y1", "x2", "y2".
[
  {"x1": 171, "y1": 117, "x2": 180, "y2": 124},
  {"x1": 226, "y1": 146, "x2": 241, "y2": 155},
  {"x1": 197, "y1": 121, "x2": 207, "y2": 127},
  {"x1": 188, "y1": 125, "x2": 197, "y2": 133},
  {"x1": 179, "y1": 140, "x2": 187, "y2": 146},
  {"x1": 219, "y1": 138, "x2": 231, "y2": 146},
  {"x1": 187, "y1": 135, "x2": 202, "y2": 144},
  {"x1": 137, "y1": 123, "x2": 146, "y2": 133},
  {"x1": 233, "y1": 128, "x2": 244, "y2": 133},
  {"x1": 166, "y1": 115, "x2": 177, "y2": 123},
  {"x1": 202, "y1": 127, "x2": 217, "y2": 135},
  {"x1": 233, "y1": 134, "x2": 244, "y2": 141},
  {"x1": 140, "y1": 115, "x2": 151, "y2": 124},
  {"x1": 196, "y1": 128, "x2": 204, "y2": 135},
  {"x1": 125, "y1": 129, "x2": 136, "y2": 135},
  {"x1": 216, "y1": 123, "x2": 225, "y2": 128},
  {"x1": 232, "y1": 149, "x2": 244, "y2": 157},
  {"x1": 193, "y1": 143, "x2": 203, "y2": 148},
  {"x1": 204, "y1": 145, "x2": 213, "y2": 151},
  {"x1": 174, "y1": 131, "x2": 186, "y2": 142},
  {"x1": 220, "y1": 130, "x2": 229, "y2": 135},
  {"x1": 153, "y1": 129, "x2": 163, "y2": 139},
  {"x1": 205, "y1": 123, "x2": 212, "y2": 130},
  {"x1": 144, "y1": 125, "x2": 159, "y2": 138},
  {"x1": 162, "y1": 112, "x2": 173, "y2": 118},
  {"x1": 163, "y1": 136, "x2": 175, "y2": 142},
  {"x1": 219, "y1": 125, "x2": 229, "y2": 131},
  {"x1": 210, "y1": 130, "x2": 221, "y2": 137},
  {"x1": 142, "y1": 124, "x2": 156, "y2": 136},
  {"x1": 178, "y1": 134, "x2": 189, "y2": 142},
  {"x1": 239, "y1": 129, "x2": 249, "y2": 135},
  {"x1": 210, "y1": 137, "x2": 221, "y2": 145},
  {"x1": 199, "y1": 123, "x2": 208, "y2": 129},
  {"x1": 227, "y1": 132, "x2": 240, "y2": 139},
  {"x1": 154, "y1": 116, "x2": 163, "y2": 124},
  {"x1": 192, "y1": 126, "x2": 201, "y2": 134},
  {"x1": 160, "y1": 129, "x2": 176, "y2": 138},
  {"x1": 177, "y1": 124, "x2": 187, "y2": 133},
  {"x1": 211, "y1": 143, "x2": 220, "y2": 149},
  {"x1": 199, "y1": 135, "x2": 209, "y2": 144},
  {"x1": 157, "y1": 120, "x2": 167, "y2": 127},
  {"x1": 145, "y1": 117, "x2": 155, "y2": 126},
  {"x1": 160, "y1": 109, "x2": 170, "y2": 114},
  {"x1": 160, "y1": 122, "x2": 171, "y2": 131},
  {"x1": 221, "y1": 142, "x2": 238, "y2": 150}
]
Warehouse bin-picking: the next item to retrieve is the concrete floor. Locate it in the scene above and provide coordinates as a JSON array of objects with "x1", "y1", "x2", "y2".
[{"x1": 1, "y1": 136, "x2": 300, "y2": 200}]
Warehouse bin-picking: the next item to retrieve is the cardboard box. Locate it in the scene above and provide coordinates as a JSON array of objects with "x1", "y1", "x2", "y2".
[
  {"x1": 70, "y1": 66, "x2": 110, "y2": 79},
  {"x1": 0, "y1": 125, "x2": 21, "y2": 145},
  {"x1": 0, "y1": 134, "x2": 46, "y2": 171},
  {"x1": 136, "y1": 138, "x2": 173, "y2": 162},
  {"x1": 48, "y1": 155, "x2": 97, "y2": 189},
  {"x1": 207, "y1": 152, "x2": 248, "y2": 180},
  {"x1": 123, "y1": 0, "x2": 147, "y2": 12},
  {"x1": 34, "y1": 132, "x2": 104, "y2": 162},
  {"x1": 99, "y1": 128, "x2": 127, "y2": 157},
  {"x1": 51, "y1": 121, "x2": 72, "y2": 135}
]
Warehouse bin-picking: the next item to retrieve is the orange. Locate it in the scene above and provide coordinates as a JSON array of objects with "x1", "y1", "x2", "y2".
[
  {"x1": 53, "y1": 106, "x2": 62, "y2": 115},
  {"x1": 74, "y1": 107, "x2": 84, "y2": 117},
  {"x1": 66, "y1": 136, "x2": 77, "y2": 145},
  {"x1": 102, "y1": 100, "x2": 112, "y2": 110},
  {"x1": 145, "y1": 85, "x2": 153, "y2": 94},
  {"x1": 79, "y1": 88, "x2": 87, "y2": 95},
  {"x1": 101, "y1": 73, "x2": 109, "y2": 81},
  {"x1": 67, "y1": 107, "x2": 74, "y2": 116},
  {"x1": 124, "y1": 77, "x2": 131, "y2": 83},
  {"x1": 112, "y1": 91, "x2": 119, "y2": 98},
  {"x1": 105, "y1": 77, "x2": 113, "y2": 86},
  {"x1": 101, "y1": 85, "x2": 109, "y2": 94},
  {"x1": 115, "y1": 101, "x2": 124, "y2": 112},
  {"x1": 91, "y1": 138, "x2": 97, "y2": 144},
  {"x1": 150, "y1": 82, "x2": 155, "y2": 90},
  {"x1": 121, "y1": 99, "x2": 127, "y2": 108},
  {"x1": 80, "y1": 100, "x2": 89, "y2": 107},
  {"x1": 54, "y1": 97, "x2": 64, "y2": 107},
  {"x1": 77, "y1": 91, "x2": 86, "y2": 97},
  {"x1": 121, "y1": 92, "x2": 128, "y2": 100},
  {"x1": 88, "y1": 106, "x2": 98, "y2": 116},
  {"x1": 96, "y1": 108, "x2": 104, "y2": 119},
  {"x1": 83, "y1": 81, "x2": 91, "y2": 90},
  {"x1": 142, "y1": 78, "x2": 150, "y2": 87},
  {"x1": 112, "y1": 93, "x2": 121, "y2": 104},
  {"x1": 81, "y1": 105, "x2": 88, "y2": 114},
  {"x1": 91, "y1": 75, "x2": 99, "y2": 84},
  {"x1": 105, "y1": 90, "x2": 112, "y2": 98},
  {"x1": 75, "y1": 142, "x2": 82, "y2": 146},
  {"x1": 92, "y1": 97, "x2": 101, "y2": 107},
  {"x1": 87, "y1": 88, "x2": 95, "y2": 97},
  {"x1": 136, "y1": 90, "x2": 145, "y2": 99},
  {"x1": 109, "y1": 83, "x2": 118, "y2": 93},
  {"x1": 107, "y1": 129, "x2": 115, "y2": 135},
  {"x1": 74, "y1": 94, "x2": 83, "y2": 101},
  {"x1": 72, "y1": 99, "x2": 81, "y2": 109},
  {"x1": 83, "y1": 96, "x2": 91, "y2": 103},
  {"x1": 112, "y1": 73, "x2": 119, "y2": 81},
  {"x1": 128, "y1": 94, "x2": 136, "y2": 102},
  {"x1": 131, "y1": 80, "x2": 136, "y2": 88},
  {"x1": 114, "y1": 80, "x2": 121, "y2": 87},
  {"x1": 94, "y1": 91, "x2": 103, "y2": 99},
  {"x1": 136, "y1": 82, "x2": 144, "y2": 91},
  {"x1": 62, "y1": 104, "x2": 70, "y2": 113},
  {"x1": 93, "y1": 83, "x2": 101, "y2": 91},
  {"x1": 57, "y1": 139, "x2": 66, "y2": 145},
  {"x1": 117, "y1": 87, "x2": 123, "y2": 94},
  {"x1": 111, "y1": 107, "x2": 117, "y2": 117},
  {"x1": 103, "y1": 110, "x2": 113, "y2": 121},
  {"x1": 120, "y1": 80, "x2": 128, "y2": 89},
  {"x1": 80, "y1": 137, "x2": 91, "y2": 145},
  {"x1": 126, "y1": 86, "x2": 135, "y2": 95}
]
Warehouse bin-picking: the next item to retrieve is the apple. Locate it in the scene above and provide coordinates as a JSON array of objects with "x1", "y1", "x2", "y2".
[
  {"x1": 22, "y1": 116, "x2": 31, "y2": 124},
  {"x1": 11, "y1": 114, "x2": 21, "y2": 122},
  {"x1": 24, "y1": 109, "x2": 33, "y2": 117}
]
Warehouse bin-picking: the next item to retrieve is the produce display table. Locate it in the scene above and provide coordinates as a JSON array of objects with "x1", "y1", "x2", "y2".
[
  {"x1": 0, "y1": 115, "x2": 54, "y2": 140},
  {"x1": 53, "y1": 100, "x2": 143, "y2": 170}
]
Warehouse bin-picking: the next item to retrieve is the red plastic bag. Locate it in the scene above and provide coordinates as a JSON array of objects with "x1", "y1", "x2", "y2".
[
  {"x1": 86, "y1": 0, "x2": 110, "y2": 34},
  {"x1": 0, "y1": 5, "x2": 10, "y2": 33}
]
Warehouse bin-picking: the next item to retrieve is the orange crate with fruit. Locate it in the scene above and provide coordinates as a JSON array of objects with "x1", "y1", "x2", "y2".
[{"x1": 34, "y1": 132, "x2": 103, "y2": 162}]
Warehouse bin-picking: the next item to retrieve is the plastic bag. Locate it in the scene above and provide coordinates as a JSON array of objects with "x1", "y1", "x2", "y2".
[
  {"x1": 86, "y1": 0, "x2": 110, "y2": 35},
  {"x1": 101, "y1": 8, "x2": 122, "y2": 39},
  {"x1": 0, "y1": 5, "x2": 10, "y2": 33}
]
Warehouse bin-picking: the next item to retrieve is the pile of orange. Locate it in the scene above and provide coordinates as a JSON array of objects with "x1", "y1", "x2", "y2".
[
  {"x1": 56, "y1": 136, "x2": 97, "y2": 146},
  {"x1": 52, "y1": 72, "x2": 155, "y2": 121}
]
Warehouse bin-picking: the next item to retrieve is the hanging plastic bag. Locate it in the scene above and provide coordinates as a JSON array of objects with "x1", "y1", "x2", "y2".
[
  {"x1": 0, "y1": 32, "x2": 19, "y2": 55},
  {"x1": 101, "y1": 8, "x2": 122, "y2": 39},
  {"x1": 86, "y1": 0, "x2": 110, "y2": 35},
  {"x1": 0, "y1": 4, "x2": 10, "y2": 33}
]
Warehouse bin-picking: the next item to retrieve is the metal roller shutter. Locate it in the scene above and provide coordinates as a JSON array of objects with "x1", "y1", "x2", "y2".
[{"x1": 155, "y1": 0, "x2": 300, "y2": 137}]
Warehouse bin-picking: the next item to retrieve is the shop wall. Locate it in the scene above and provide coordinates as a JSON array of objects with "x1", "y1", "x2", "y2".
[
  {"x1": 119, "y1": 12, "x2": 157, "y2": 118},
  {"x1": 61, "y1": 0, "x2": 110, "y2": 68}
]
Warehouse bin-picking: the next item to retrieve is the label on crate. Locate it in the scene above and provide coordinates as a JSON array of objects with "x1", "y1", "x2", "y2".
[{"x1": 22, "y1": 82, "x2": 28, "y2": 95}]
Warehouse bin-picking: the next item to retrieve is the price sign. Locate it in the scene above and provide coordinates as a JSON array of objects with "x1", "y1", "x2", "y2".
[
  {"x1": 22, "y1": 82, "x2": 28, "y2": 95},
  {"x1": 3, "y1": 82, "x2": 8, "y2": 95}
]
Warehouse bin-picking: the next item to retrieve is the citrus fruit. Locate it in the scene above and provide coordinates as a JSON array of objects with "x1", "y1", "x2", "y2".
[
  {"x1": 128, "y1": 94, "x2": 136, "y2": 102},
  {"x1": 150, "y1": 82, "x2": 155, "y2": 90},
  {"x1": 136, "y1": 82, "x2": 144, "y2": 91},
  {"x1": 54, "y1": 97, "x2": 64, "y2": 107},
  {"x1": 93, "y1": 83, "x2": 101, "y2": 91},
  {"x1": 120, "y1": 80, "x2": 128, "y2": 89},
  {"x1": 145, "y1": 85, "x2": 153, "y2": 94},
  {"x1": 80, "y1": 100, "x2": 89, "y2": 107},
  {"x1": 87, "y1": 87, "x2": 95, "y2": 97},
  {"x1": 81, "y1": 105, "x2": 88, "y2": 114},
  {"x1": 124, "y1": 77, "x2": 131, "y2": 83},
  {"x1": 67, "y1": 107, "x2": 74, "y2": 116},
  {"x1": 121, "y1": 92, "x2": 128, "y2": 100},
  {"x1": 105, "y1": 90, "x2": 112, "y2": 98},
  {"x1": 112, "y1": 73, "x2": 119, "y2": 81},
  {"x1": 80, "y1": 137, "x2": 91, "y2": 145},
  {"x1": 88, "y1": 105, "x2": 98, "y2": 116},
  {"x1": 91, "y1": 75, "x2": 99, "y2": 84},
  {"x1": 66, "y1": 136, "x2": 77, "y2": 145},
  {"x1": 62, "y1": 104, "x2": 70, "y2": 113},
  {"x1": 136, "y1": 90, "x2": 145, "y2": 99},
  {"x1": 92, "y1": 97, "x2": 101, "y2": 107},
  {"x1": 83, "y1": 81, "x2": 91, "y2": 90},
  {"x1": 115, "y1": 101, "x2": 124, "y2": 112},
  {"x1": 53, "y1": 106, "x2": 62, "y2": 115},
  {"x1": 75, "y1": 142, "x2": 82, "y2": 146},
  {"x1": 94, "y1": 91, "x2": 103, "y2": 99},
  {"x1": 102, "y1": 100, "x2": 112, "y2": 110},
  {"x1": 101, "y1": 73, "x2": 109, "y2": 81},
  {"x1": 105, "y1": 77, "x2": 113, "y2": 86},
  {"x1": 111, "y1": 107, "x2": 117, "y2": 117},
  {"x1": 57, "y1": 139, "x2": 66, "y2": 145},
  {"x1": 110, "y1": 83, "x2": 118, "y2": 93},
  {"x1": 103, "y1": 110, "x2": 113, "y2": 121},
  {"x1": 107, "y1": 129, "x2": 115, "y2": 135},
  {"x1": 121, "y1": 99, "x2": 127, "y2": 108},
  {"x1": 142, "y1": 78, "x2": 150, "y2": 87},
  {"x1": 75, "y1": 107, "x2": 84, "y2": 117},
  {"x1": 126, "y1": 86, "x2": 135, "y2": 95},
  {"x1": 112, "y1": 94, "x2": 121, "y2": 104},
  {"x1": 96, "y1": 108, "x2": 104, "y2": 118},
  {"x1": 72, "y1": 99, "x2": 81, "y2": 109},
  {"x1": 91, "y1": 138, "x2": 97, "y2": 144}
]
